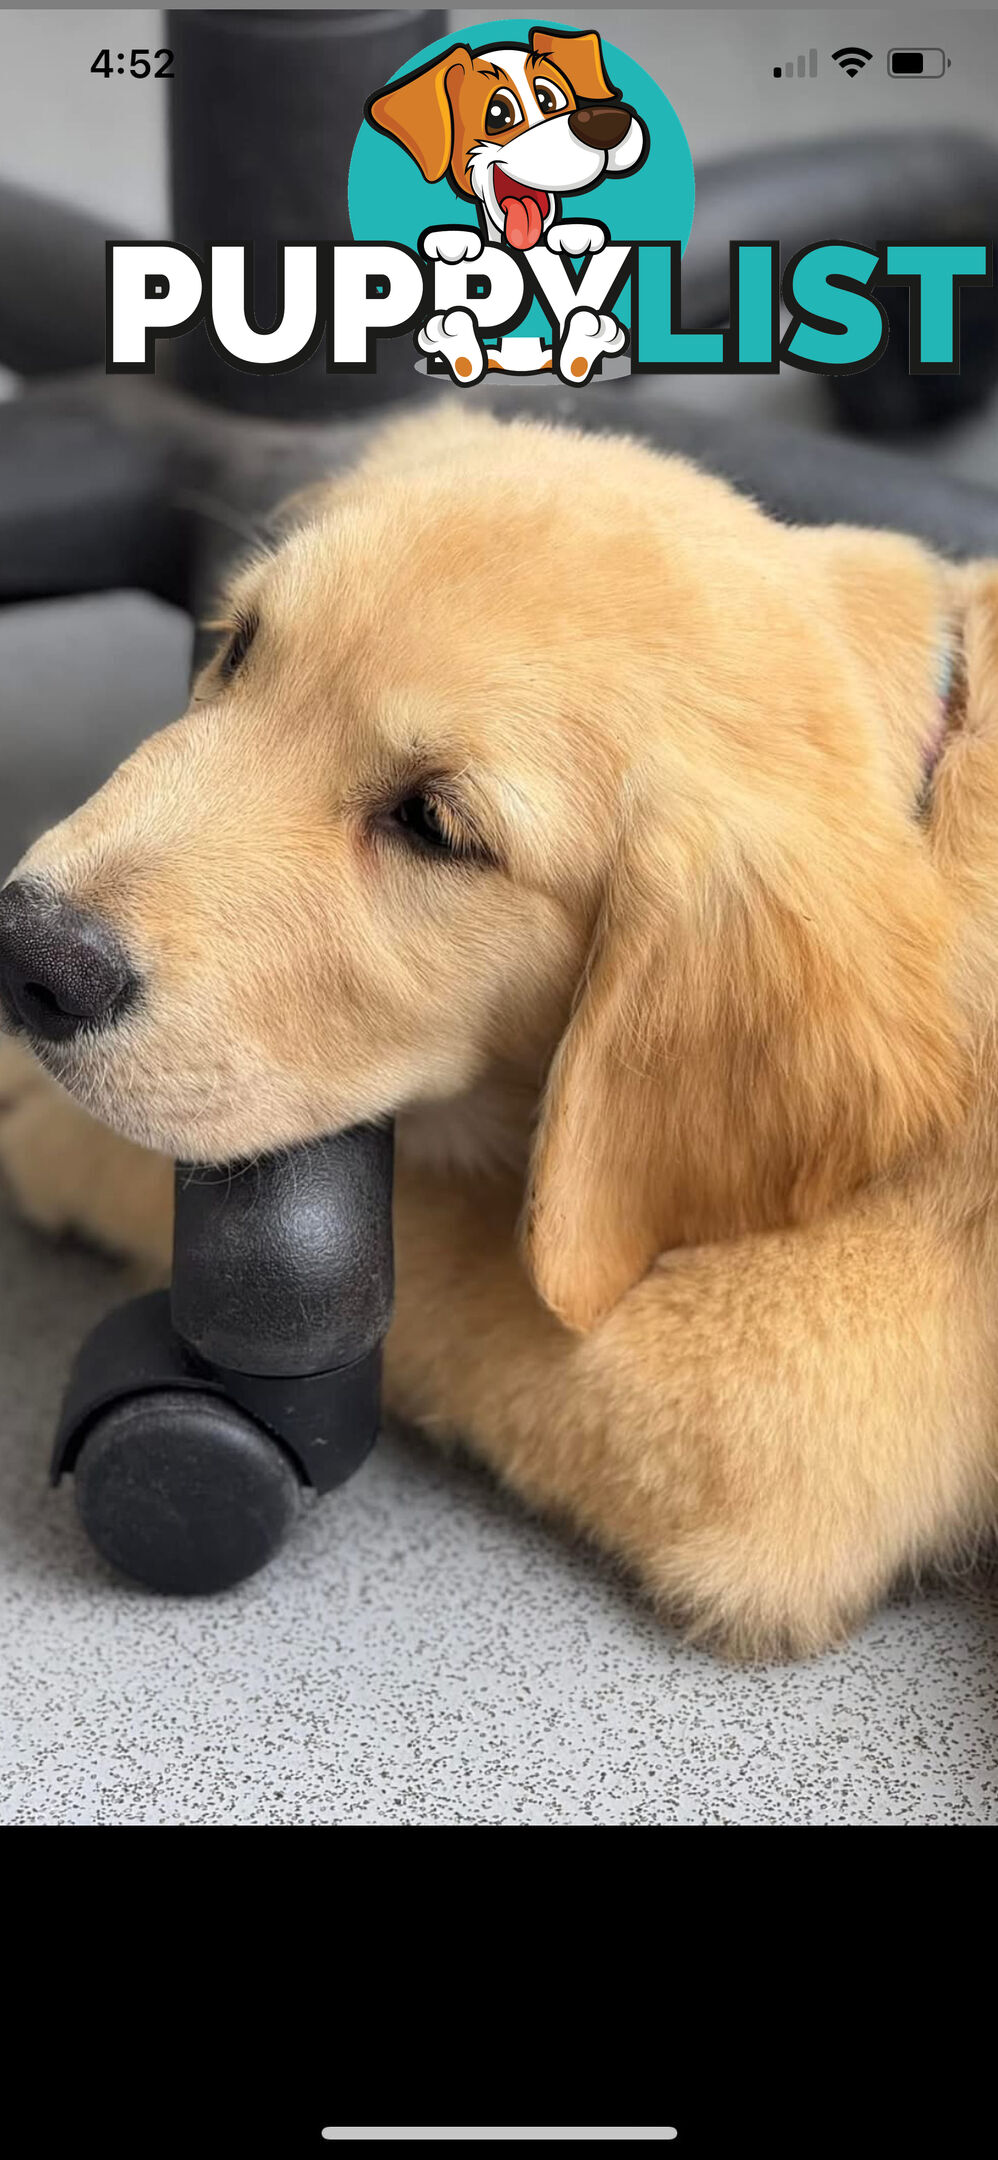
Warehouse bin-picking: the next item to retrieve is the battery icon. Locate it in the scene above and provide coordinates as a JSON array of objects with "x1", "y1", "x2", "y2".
[{"x1": 887, "y1": 48, "x2": 950, "y2": 77}]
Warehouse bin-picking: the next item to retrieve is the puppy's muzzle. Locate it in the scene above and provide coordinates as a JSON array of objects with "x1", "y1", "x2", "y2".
[
  {"x1": 0, "y1": 880, "x2": 139, "y2": 1043},
  {"x1": 568, "y1": 104, "x2": 634, "y2": 151}
]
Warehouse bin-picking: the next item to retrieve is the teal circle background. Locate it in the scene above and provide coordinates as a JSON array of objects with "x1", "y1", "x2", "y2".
[{"x1": 348, "y1": 17, "x2": 695, "y2": 344}]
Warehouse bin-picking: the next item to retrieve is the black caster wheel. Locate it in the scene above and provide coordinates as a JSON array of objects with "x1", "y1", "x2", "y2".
[
  {"x1": 73, "y1": 1389, "x2": 301, "y2": 1595},
  {"x1": 52, "y1": 1125, "x2": 394, "y2": 1596}
]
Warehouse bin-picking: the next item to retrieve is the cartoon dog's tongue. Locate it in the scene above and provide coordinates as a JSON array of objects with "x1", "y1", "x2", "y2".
[
  {"x1": 503, "y1": 193, "x2": 544, "y2": 251},
  {"x1": 495, "y1": 175, "x2": 548, "y2": 252}
]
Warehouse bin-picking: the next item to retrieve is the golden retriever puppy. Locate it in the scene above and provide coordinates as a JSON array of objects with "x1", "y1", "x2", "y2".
[{"x1": 2, "y1": 409, "x2": 998, "y2": 1657}]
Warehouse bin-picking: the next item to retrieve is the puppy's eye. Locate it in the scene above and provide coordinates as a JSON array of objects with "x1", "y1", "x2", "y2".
[
  {"x1": 533, "y1": 78, "x2": 568, "y2": 116},
  {"x1": 220, "y1": 612, "x2": 257, "y2": 679},
  {"x1": 485, "y1": 89, "x2": 523, "y2": 133},
  {"x1": 390, "y1": 793, "x2": 458, "y2": 855},
  {"x1": 373, "y1": 785, "x2": 494, "y2": 868}
]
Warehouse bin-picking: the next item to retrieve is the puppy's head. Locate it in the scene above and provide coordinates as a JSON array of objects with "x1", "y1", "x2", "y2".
[
  {"x1": 0, "y1": 413, "x2": 969, "y2": 1329},
  {"x1": 368, "y1": 26, "x2": 646, "y2": 249}
]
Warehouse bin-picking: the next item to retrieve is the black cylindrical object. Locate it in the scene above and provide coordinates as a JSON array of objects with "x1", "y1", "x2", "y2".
[
  {"x1": 171, "y1": 1126, "x2": 395, "y2": 1376},
  {"x1": 51, "y1": 1124, "x2": 396, "y2": 1590},
  {"x1": 0, "y1": 181, "x2": 138, "y2": 377},
  {"x1": 166, "y1": 7, "x2": 446, "y2": 416},
  {"x1": 0, "y1": 381, "x2": 188, "y2": 606},
  {"x1": 72, "y1": 1379, "x2": 303, "y2": 1595}
]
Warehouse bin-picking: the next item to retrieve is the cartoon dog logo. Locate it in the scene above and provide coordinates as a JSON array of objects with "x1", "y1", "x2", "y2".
[{"x1": 367, "y1": 24, "x2": 647, "y2": 382}]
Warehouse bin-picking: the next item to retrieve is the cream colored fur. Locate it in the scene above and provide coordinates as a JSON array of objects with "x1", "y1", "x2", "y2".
[{"x1": 4, "y1": 409, "x2": 998, "y2": 1657}]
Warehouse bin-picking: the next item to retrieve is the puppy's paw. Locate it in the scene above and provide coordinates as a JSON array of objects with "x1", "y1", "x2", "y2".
[
  {"x1": 545, "y1": 222, "x2": 606, "y2": 257},
  {"x1": 557, "y1": 305, "x2": 626, "y2": 384},
  {"x1": 0, "y1": 1041, "x2": 173, "y2": 1276},
  {"x1": 421, "y1": 228, "x2": 484, "y2": 265},
  {"x1": 417, "y1": 307, "x2": 486, "y2": 385}
]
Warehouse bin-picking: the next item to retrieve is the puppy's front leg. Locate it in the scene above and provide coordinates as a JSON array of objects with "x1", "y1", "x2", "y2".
[
  {"x1": 0, "y1": 1036, "x2": 173, "y2": 1274},
  {"x1": 386, "y1": 1159, "x2": 997, "y2": 1658}
]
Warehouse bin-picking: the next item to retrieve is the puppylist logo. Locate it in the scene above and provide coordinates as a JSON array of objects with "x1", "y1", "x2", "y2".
[
  {"x1": 354, "y1": 18, "x2": 671, "y2": 384},
  {"x1": 105, "y1": 17, "x2": 993, "y2": 387}
]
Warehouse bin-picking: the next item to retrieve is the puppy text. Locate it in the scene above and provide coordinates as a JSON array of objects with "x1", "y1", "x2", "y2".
[{"x1": 105, "y1": 239, "x2": 993, "y2": 380}]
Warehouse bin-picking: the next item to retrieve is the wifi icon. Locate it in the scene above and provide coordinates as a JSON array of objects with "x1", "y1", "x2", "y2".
[{"x1": 832, "y1": 45, "x2": 872, "y2": 76}]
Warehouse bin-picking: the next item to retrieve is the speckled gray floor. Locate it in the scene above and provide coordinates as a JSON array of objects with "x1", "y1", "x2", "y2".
[
  {"x1": 1, "y1": 587, "x2": 997, "y2": 1826},
  {"x1": 2, "y1": 1205, "x2": 997, "y2": 1827}
]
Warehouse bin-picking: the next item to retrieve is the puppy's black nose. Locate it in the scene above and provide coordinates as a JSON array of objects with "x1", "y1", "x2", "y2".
[
  {"x1": 568, "y1": 103, "x2": 633, "y2": 151},
  {"x1": 0, "y1": 880, "x2": 138, "y2": 1043}
]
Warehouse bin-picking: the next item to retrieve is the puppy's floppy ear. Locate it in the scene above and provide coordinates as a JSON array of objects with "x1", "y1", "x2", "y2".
[
  {"x1": 366, "y1": 47, "x2": 472, "y2": 185},
  {"x1": 525, "y1": 792, "x2": 966, "y2": 1333},
  {"x1": 529, "y1": 25, "x2": 620, "y2": 102}
]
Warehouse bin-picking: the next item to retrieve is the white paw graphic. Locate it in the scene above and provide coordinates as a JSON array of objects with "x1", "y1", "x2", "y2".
[
  {"x1": 545, "y1": 222, "x2": 607, "y2": 257},
  {"x1": 421, "y1": 228, "x2": 484, "y2": 265},
  {"x1": 417, "y1": 307, "x2": 486, "y2": 385},
  {"x1": 557, "y1": 305, "x2": 626, "y2": 384}
]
